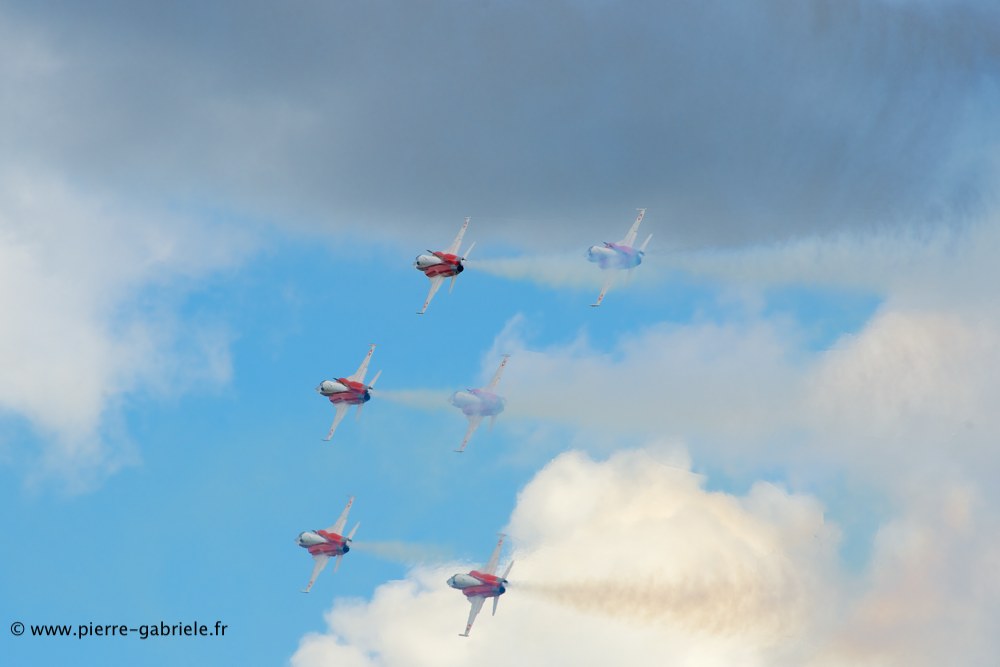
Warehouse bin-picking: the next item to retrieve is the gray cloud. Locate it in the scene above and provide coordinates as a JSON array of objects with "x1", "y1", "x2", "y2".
[{"x1": 3, "y1": 1, "x2": 998, "y2": 249}]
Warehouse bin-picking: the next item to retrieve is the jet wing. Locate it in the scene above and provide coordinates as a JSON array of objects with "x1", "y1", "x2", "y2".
[
  {"x1": 348, "y1": 344, "x2": 376, "y2": 383},
  {"x1": 302, "y1": 554, "x2": 329, "y2": 593},
  {"x1": 455, "y1": 414, "x2": 483, "y2": 453},
  {"x1": 324, "y1": 403, "x2": 350, "y2": 441},
  {"x1": 591, "y1": 272, "x2": 616, "y2": 307},
  {"x1": 619, "y1": 208, "x2": 646, "y2": 247},
  {"x1": 325, "y1": 496, "x2": 355, "y2": 534},
  {"x1": 487, "y1": 355, "x2": 510, "y2": 391},
  {"x1": 418, "y1": 276, "x2": 446, "y2": 315},
  {"x1": 445, "y1": 217, "x2": 471, "y2": 255},
  {"x1": 460, "y1": 596, "x2": 486, "y2": 637},
  {"x1": 483, "y1": 534, "x2": 505, "y2": 575}
]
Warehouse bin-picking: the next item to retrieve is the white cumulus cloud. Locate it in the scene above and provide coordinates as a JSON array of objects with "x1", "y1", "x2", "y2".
[
  {"x1": 292, "y1": 446, "x2": 1000, "y2": 666},
  {"x1": 291, "y1": 448, "x2": 844, "y2": 667}
]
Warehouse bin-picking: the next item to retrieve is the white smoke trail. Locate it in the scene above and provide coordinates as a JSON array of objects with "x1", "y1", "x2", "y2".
[
  {"x1": 375, "y1": 389, "x2": 453, "y2": 412},
  {"x1": 474, "y1": 223, "x2": 995, "y2": 300},
  {"x1": 471, "y1": 254, "x2": 603, "y2": 289},
  {"x1": 350, "y1": 540, "x2": 453, "y2": 566},
  {"x1": 516, "y1": 568, "x2": 801, "y2": 637},
  {"x1": 667, "y1": 229, "x2": 961, "y2": 291}
]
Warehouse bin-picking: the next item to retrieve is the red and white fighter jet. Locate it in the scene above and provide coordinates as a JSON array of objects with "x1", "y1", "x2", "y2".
[
  {"x1": 587, "y1": 208, "x2": 652, "y2": 307},
  {"x1": 316, "y1": 344, "x2": 381, "y2": 441},
  {"x1": 446, "y1": 534, "x2": 514, "y2": 637},
  {"x1": 414, "y1": 217, "x2": 476, "y2": 315},
  {"x1": 296, "y1": 496, "x2": 359, "y2": 593}
]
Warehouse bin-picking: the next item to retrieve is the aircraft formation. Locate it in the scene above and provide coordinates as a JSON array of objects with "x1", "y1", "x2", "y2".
[{"x1": 300, "y1": 210, "x2": 650, "y2": 636}]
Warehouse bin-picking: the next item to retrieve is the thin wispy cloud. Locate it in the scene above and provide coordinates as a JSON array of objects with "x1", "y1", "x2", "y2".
[{"x1": 0, "y1": 169, "x2": 255, "y2": 488}]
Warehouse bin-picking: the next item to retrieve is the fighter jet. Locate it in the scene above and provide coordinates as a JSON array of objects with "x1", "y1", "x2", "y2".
[
  {"x1": 587, "y1": 208, "x2": 652, "y2": 307},
  {"x1": 414, "y1": 217, "x2": 476, "y2": 314},
  {"x1": 296, "y1": 496, "x2": 359, "y2": 593},
  {"x1": 447, "y1": 534, "x2": 513, "y2": 637},
  {"x1": 316, "y1": 344, "x2": 381, "y2": 441},
  {"x1": 450, "y1": 355, "x2": 509, "y2": 453}
]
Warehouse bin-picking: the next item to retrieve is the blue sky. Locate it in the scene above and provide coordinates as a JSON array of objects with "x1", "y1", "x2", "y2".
[{"x1": 3, "y1": 2, "x2": 1000, "y2": 666}]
